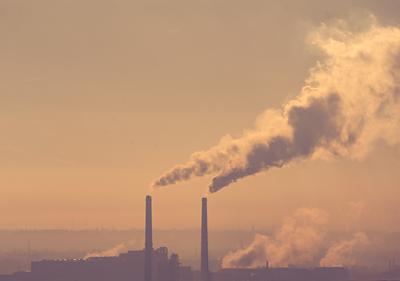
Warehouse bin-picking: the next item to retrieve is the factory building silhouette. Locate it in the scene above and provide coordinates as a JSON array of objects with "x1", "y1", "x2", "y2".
[
  {"x1": 0, "y1": 196, "x2": 353, "y2": 281},
  {"x1": 0, "y1": 196, "x2": 189, "y2": 281}
]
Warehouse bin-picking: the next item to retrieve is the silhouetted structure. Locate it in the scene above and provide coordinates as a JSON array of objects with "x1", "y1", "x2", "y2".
[
  {"x1": 145, "y1": 195, "x2": 153, "y2": 281},
  {"x1": 0, "y1": 247, "x2": 183, "y2": 281},
  {"x1": 201, "y1": 197, "x2": 209, "y2": 281},
  {"x1": 0, "y1": 195, "x2": 192, "y2": 281},
  {"x1": 213, "y1": 267, "x2": 349, "y2": 281},
  {"x1": 0, "y1": 195, "x2": 388, "y2": 281}
]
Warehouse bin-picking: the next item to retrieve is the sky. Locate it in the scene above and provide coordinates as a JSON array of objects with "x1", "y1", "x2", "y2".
[{"x1": 1, "y1": 0, "x2": 400, "y2": 230}]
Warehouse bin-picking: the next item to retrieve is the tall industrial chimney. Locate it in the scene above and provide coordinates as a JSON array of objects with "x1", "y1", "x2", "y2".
[
  {"x1": 201, "y1": 197, "x2": 209, "y2": 281},
  {"x1": 144, "y1": 195, "x2": 153, "y2": 281}
]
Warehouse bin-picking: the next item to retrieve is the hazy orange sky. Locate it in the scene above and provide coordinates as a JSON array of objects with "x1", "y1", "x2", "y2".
[{"x1": 1, "y1": 0, "x2": 400, "y2": 230}]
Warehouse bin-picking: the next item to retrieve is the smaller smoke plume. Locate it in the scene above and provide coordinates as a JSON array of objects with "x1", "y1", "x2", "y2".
[
  {"x1": 222, "y1": 208, "x2": 328, "y2": 268},
  {"x1": 222, "y1": 234, "x2": 269, "y2": 268},
  {"x1": 84, "y1": 240, "x2": 136, "y2": 259},
  {"x1": 320, "y1": 233, "x2": 369, "y2": 267},
  {"x1": 223, "y1": 208, "x2": 370, "y2": 269}
]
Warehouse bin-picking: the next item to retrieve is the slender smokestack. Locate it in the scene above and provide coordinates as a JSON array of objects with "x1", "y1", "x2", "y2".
[
  {"x1": 144, "y1": 195, "x2": 153, "y2": 281},
  {"x1": 201, "y1": 197, "x2": 209, "y2": 281}
]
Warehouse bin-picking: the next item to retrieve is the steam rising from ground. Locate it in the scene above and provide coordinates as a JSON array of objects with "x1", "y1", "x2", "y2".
[
  {"x1": 222, "y1": 209, "x2": 368, "y2": 268},
  {"x1": 222, "y1": 208, "x2": 328, "y2": 268},
  {"x1": 320, "y1": 233, "x2": 369, "y2": 267},
  {"x1": 153, "y1": 16, "x2": 400, "y2": 193}
]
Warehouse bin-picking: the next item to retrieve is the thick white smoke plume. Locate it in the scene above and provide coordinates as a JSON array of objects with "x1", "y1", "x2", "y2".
[
  {"x1": 153, "y1": 16, "x2": 400, "y2": 193},
  {"x1": 222, "y1": 208, "x2": 328, "y2": 268},
  {"x1": 320, "y1": 233, "x2": 369, "y2": 267},
  {"x1": 84, "y1": 240, "x2": 136, "y2": 259},
  {"x1": 222, "y1": 209, "x2": 369, "y2": 268}
]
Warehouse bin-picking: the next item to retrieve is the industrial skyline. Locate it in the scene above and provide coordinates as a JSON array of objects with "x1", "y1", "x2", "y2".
[
  {"x1": 1, "y1": 0, "x2": 400, "y2": 280},
  {"x1": 0, "y1": 195, "x2": 399, "y2": 281}
]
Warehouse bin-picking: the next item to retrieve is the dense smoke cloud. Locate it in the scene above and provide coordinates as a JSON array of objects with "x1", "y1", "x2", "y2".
[
  {"x1": 153, "y1": 16, "x2": 400, "y2": 193},
  {"x1": 221, "y1": 209, "x2": 369, "y2": 268},
  {"x1": 222, "y1": 208, "x2": 328, "y2": 268}
]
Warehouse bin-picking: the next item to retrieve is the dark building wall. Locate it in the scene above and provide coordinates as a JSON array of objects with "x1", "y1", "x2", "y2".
[{"x1": 179, "y1": 266, "x2": 193, "y2": 281}]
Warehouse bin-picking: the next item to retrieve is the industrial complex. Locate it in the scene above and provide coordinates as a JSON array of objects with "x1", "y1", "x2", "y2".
[{"x1": 0, "y1": 196, "x2": 398, "y2": 281}]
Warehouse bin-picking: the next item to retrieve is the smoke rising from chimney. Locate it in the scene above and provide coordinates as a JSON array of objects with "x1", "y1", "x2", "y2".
[{"x1": 152, "y1": 16, "x2": 400, "y2": 193}]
